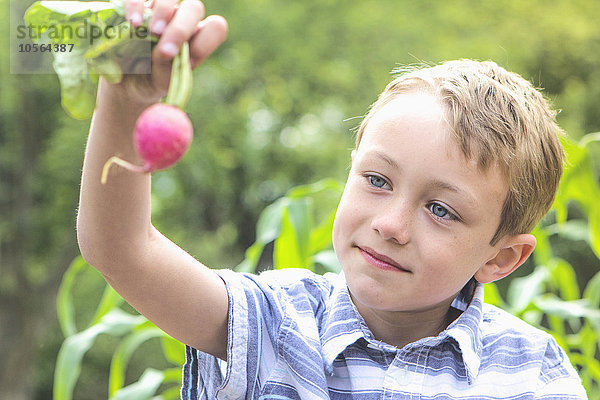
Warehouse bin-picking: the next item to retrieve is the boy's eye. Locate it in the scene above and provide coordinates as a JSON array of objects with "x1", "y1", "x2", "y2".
[
  {"x1": 427, "y1": 202, "x2": 458, "y2": 221},
  {"x1": 368, "y1": 175, "x2": 389, "y2": 189}
]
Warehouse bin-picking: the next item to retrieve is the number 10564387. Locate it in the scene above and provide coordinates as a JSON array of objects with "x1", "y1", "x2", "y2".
[{"x1": 18, "y1": 43, "x2": 74, "y2": 52}]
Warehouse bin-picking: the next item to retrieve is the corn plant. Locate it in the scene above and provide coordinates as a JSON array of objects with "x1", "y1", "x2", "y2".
[
  {"x1": 483, "y1": 132, "x2": 600, "y2": 397},
  {"x1": 54, "y1": 256, "x2": 185, "y2": 400}
]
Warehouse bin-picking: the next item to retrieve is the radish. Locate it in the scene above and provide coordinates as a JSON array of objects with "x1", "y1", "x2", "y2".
[{"x1": 101, "y1": 42, "x2": 193, "y2": 184}]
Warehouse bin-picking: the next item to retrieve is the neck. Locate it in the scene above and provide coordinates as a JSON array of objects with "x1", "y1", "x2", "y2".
[{"x1": 353, "y1": 297, "x2": 462, "y2": 349}]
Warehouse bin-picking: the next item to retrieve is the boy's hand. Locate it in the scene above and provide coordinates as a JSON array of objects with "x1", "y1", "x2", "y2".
[{"x1": 115, "y1": 0, "x2": 228, "y2": 104}]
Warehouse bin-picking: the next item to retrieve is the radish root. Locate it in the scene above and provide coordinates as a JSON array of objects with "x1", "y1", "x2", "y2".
[{"x1": 101, "y1": 156, "x2": 146, "y2": 184}]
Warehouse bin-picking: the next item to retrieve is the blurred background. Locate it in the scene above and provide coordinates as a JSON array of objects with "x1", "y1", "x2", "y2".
[{"x1": 2, "y1": 0, "x2": 600, "y2": 399}]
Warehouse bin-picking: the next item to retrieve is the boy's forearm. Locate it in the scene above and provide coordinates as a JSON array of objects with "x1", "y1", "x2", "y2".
[{"x1": 77, "y1": 78, "x2": 160, "y2": 272}]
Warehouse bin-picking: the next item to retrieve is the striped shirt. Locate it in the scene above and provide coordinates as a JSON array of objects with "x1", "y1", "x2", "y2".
[{"x1": 181, "y1": 268, "x2": 587, "y2": 399}]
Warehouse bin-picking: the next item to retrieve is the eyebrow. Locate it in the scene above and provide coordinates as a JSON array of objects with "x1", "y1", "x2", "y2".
[
  {"x1": 425, "y1": 179, "x2": 477, "y2": 207},
  {"x1": 370, "y1": 150, "x2": 400, "y2": 171},
  {"x1": 366, "y1": 150, "x2": 477, "y2": 206}
]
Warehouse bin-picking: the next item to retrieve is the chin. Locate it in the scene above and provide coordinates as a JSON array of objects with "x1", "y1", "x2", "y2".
[{"x1": 345, "y1": 273, "x2": 396, "y2": 310}]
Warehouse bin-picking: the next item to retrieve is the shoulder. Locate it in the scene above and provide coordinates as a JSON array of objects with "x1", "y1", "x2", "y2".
[
  {"x1": 217, "y1": 268, "x2": 336, "y2": 317},
  {"x1": 480, "y1": 304, "x2": 586, "y2": 397},
  {"x1": 481, "y1": 303, "x2": 549, "y2": 341},
  {"x1": 257, "y1": 268, "x2": 336, "y2": 294},
  {"x1": 481, "y1": 303, "x2": 560, "y2": 359},
  {"x1": 255, "y1": 268, "x2": 337, "y2": 314}
]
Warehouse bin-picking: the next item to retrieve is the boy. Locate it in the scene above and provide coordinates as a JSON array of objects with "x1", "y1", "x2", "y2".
[{"x1": 76, "y1": 0, "x2": 587, "y2": 398}]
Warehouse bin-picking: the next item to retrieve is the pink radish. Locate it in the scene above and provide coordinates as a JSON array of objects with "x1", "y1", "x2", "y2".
[
  {"x1": 134, "y1": 103, "x2": 193, "y2": 170},
  {"x1": 101, "y1": 42, "x2": 194, "y2": 184},
  {"x1": 101, "y1": 104, "x2": 192, "y2": 183}
]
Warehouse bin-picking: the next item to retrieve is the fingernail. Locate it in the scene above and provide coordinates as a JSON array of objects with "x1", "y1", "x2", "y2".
[
  {"x1": 129, "y1": 12, "x2": 142, "y2": 26},
  {"x1": 151, "y1": 19, "x2": 166, "y2": 35},
  {"x1": 160, "y1": 42, "x2": 178, "y2": 57}
]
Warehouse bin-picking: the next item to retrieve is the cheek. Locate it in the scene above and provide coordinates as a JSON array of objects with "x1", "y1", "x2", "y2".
[
  {"x1": 332, "y1": 195, "x2": 351, "y2": 251},
  {"x1": 421, "y1": 231, "x2": 489, "y2": 277},
  {"x1": 332, "y1": 183, "x2": 366, "y2": 253}
]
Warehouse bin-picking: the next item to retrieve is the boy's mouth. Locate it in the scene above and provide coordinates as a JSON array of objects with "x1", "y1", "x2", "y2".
[{"x1": 357, "y1": 246, "x2": 411, "y2": 273}]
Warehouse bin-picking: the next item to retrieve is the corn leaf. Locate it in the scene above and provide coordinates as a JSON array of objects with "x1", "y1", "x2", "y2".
[
  {"x1": 54, "y1": 309, "x2": 146, "y2": 400},
  {"x1": 56, "y1": 255, "x2": 88, "y2": 337},
  {"x1": 110, "y1": 368, "x2": 164, "y2": 400},
  {"x1": 160, "y1": 335, "x2": 186, "y2": 366},
  {"x1": 274, "y1": 199, "x2": 312, "y2": 269},
  {"x1": 109, "y1": 327, "x2": 164, "y2": 397},
  {"x1": 90, "y1": 283, "x2": 125, "y2": 326}
]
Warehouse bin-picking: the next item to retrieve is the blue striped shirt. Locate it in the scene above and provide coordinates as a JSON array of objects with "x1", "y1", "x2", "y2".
[{"x1": 181, "y1": 268, "x2": 586, "y2": 399}]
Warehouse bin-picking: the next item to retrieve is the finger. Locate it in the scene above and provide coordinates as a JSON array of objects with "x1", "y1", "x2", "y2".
[
  {"x1": 157, "y1": 0, "x2": 206, "y2": 59},
  {"x1": 149, "y1": 0, "x2": 178, "y2": 35},
  {"x1": 189, "y1": 15, "x2": 228, "y2": 69},
  {"x1": 125, "y1": 0, "x2": 145, "y2": 27}
]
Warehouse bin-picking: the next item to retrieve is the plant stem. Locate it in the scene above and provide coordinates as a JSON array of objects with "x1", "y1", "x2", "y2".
[{"x1": 164, "y1": 42, "x2": 192, "y2": 109}]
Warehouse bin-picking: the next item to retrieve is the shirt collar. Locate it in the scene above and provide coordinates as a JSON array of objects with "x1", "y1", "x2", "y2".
[
  {"x1": 320, "y1": 274, "x2": 484, "y2": 383},
  {"x1": 321, "y1": 273, "x2": 367, "y2": 375},
  {"x1": 444, "y1": 280, "x2": 484, "y2": 383}
]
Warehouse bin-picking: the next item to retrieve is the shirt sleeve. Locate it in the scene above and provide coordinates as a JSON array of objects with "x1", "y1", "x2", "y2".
[
  {"x1": 180, "y1": 269, "x2": 288, "y2": 400},
  {"x1": 534, "y1": 337, "x2": 588, "y2": 399}
]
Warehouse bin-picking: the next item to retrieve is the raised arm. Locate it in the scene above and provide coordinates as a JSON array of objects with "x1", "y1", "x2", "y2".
[{"x1": 76, "y1": 0, "x2": 230, "y2": 359}]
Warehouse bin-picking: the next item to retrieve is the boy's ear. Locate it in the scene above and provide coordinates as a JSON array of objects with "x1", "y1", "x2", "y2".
[
  {"x1": 474, "y1": 234, "x2": 536, "y2": 284},
  {"x1": 351, "y1": 149, "x2": 356, "y2": 162}
]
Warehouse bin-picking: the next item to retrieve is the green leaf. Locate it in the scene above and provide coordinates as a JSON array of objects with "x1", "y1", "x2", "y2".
[
  {"x1": 54, "y1": 309, "x2": 146, "y2": 400},
  {"x1": 556, "y1": 138, "x2": 600, "y2": 216},
  {"x1": 110, "y1": 368, "x2": 164, "y2": 400},
  {"x1": 590, "y1": 208, "x2": 600, "y2": 260},
  {"x1": 161, "y1": 367, "x2": 184, "y2": 384},
  {"x1": 109, "y1": 327, "x2": 164, "y2": 397},
  {"x1": 578, "y1": 323, "x2": 599, "y2": 360},
  {"x1": 156, "y1": 384, "x2": 183, "y2": 400},
  {"x1": 286, "y1": 178, "x2": 344, "y2": 199},
  {"x1": 274, "y1": 198, "x2": 312, "y2": 269},
  {"x1": 32, "y1": 1, "x2": 115, "y2": 16},
  {"x1": 534, "y1": 295, "x2": 600, "y2": 326},
  {"x1": 569, "y1": 354, "x2": 600, "y2": 384},
  {"x1": 23, "y1": 1, "x2": 154, "y2": 119},
  {"x1": 584, "y1": 271, "x2": 600, "y2": 308},
  {"x1": 579, "y1": 131, "x2": 600, "y2": 148},
  {"x1": 532, "y1": 225, "x2": 553, "y2": 266},
  {"x1": 160, "y1": 336, "x2": 186, "y2": 366},
  {"x1": 235, "y1": 198, "x2": 286, "y2": 272},
  {"x1": 52, "y1": 47, "x2": 97, "y2": 119},
  {"x1": 544, "y1": 219, "x2": 590, "y2": 244},
  {"x1": 483, "y1": 282, "x2": 505, "y2": 308},
  {"x1": 506, "y1": 266, "x2": 549, "y2": 313},
  {"x1": 255, "y1": 198, "x2": 287, "y2": 245},
  {"x1": 56, "y1": 255, "x2": 89, "y2": 337},
  {"x1": 273, "y1": 206, "x2": 303, "y2": 269},
  {"x1": 90, "y1": 283, "x2": 125, "y2": 326},
  {"x1": 549, "y1": 258, "x2": 580, "y2": 301},
  {"x1": 308, "y1": 209, "x2": 336, "y2": 255},
  {"x1": 312, "y1": 250, "x2": 341, "y2": 273}
]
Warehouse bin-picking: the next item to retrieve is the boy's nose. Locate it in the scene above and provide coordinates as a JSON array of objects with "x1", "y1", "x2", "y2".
[{"x1": 370, "y1": 201, "x2": 411, "y2": 245}]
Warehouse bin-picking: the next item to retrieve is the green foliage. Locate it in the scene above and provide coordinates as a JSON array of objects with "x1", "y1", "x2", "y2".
[
  {"x1": 484, "y1": 132, "x2": 600, "y2": 397},
  {"x1": 24, "y1": 0, "x2": 155, "y2": 119},
  {"x1": 236, "y1": 178, "x2": 343, "y2": 273},
  {"x1": 54, "y1": 257, "x2": 184, "y2": 400}
]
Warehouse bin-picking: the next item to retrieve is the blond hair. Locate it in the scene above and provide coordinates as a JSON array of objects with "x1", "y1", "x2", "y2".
[{"x1": 355, "y1": 60, "x2": 565, "y2": 245}]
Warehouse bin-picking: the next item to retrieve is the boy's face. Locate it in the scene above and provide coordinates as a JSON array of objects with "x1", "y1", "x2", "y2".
[{"x1": 333, "y1": 92, "x2": 508, "y2": 316}]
